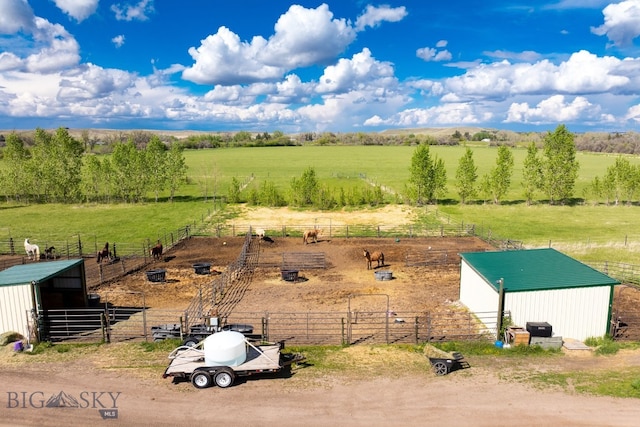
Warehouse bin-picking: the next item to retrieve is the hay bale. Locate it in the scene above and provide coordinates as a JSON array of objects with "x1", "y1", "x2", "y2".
[
  {"x1": 422, "y1": 344, "x2": 453, "y2": 359},
  {"x1": 0, "y1": 331, "x2": 24, "y2": 346}
]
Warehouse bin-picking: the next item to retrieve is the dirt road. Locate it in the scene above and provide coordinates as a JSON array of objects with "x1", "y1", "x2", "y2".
[{"x1": 1, "y1": 349, "x2": 639, "y2": 427}]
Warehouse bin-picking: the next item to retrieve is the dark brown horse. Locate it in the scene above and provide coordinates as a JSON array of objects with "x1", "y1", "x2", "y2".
[
  {"x1": 150, "y1": 241, "x2": 163, "y2": 260},
  {"x1": 97, "y1": 242, "x2": 111, "y2": 263},
  {"x1": 363, "y1": 249, "x2": 384, "y2": 270}
]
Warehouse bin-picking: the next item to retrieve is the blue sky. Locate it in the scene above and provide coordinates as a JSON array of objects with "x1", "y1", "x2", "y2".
[{"x1": 1, "y1": 1, "x2": 640, "y2": 133}]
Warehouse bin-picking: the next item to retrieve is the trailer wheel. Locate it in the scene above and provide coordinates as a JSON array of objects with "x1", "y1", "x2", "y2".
[
  {"x1": 433, "y1": 361, "x2": 448, "y2": 376},
  {"x1": 182, "y1": 337, "x2": 200, "y2": 347},
  {"x1": 214, "y1": 369, "x2": 235, "y2": 388},
  {"x1": 191, "y1": 371, "x2": 212, "y2": 389}
]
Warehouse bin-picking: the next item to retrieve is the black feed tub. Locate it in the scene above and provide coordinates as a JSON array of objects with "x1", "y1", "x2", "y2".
[
  {"x1": 193, "y1": 263, "x2": 211, "y2": 275},
  {"x1": 281, "y1": 269, "x2": 299, "y2": 282},
  {"x1": 146, "y1": 269, "x2": 166, "y2": 282}
]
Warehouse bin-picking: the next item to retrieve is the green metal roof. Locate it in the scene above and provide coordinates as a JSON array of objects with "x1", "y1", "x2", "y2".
[
  {"x1": 460, "y1": 248, "x2": 619, "y2": 292},
  {"x1": 0, "y1": 259, "x2": 84, "y2": 287}
]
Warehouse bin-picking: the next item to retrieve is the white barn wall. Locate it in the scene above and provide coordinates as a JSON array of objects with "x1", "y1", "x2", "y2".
[
  {"x1": 0, "y1": 284, "x2": 33, "y2": 336},
  {"x1": 460, "y1": 261, "x2": 499, "y2": 314},
  {"x1": 506, "y1": 286, "x2": 611, "y2": 341}
]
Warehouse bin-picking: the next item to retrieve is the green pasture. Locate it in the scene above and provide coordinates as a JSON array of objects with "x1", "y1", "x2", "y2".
[
  {"x1": 2, "y1": 145, "x2": 640, "y2": 264},
  {"x1": 0, "y1": 201, "x2": 225, "y2": 245},
  {"x1": 184, "y1": 145, "x2": 640, "y2": 202}
]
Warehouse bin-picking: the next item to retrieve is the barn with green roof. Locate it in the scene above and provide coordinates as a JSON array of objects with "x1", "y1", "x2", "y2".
[
  {"x1": 0, "y1": 259, "x2": 87, "y2": 338},
  {"x1": 459, "y1": 248, "x2": 619, "y2": 341}
]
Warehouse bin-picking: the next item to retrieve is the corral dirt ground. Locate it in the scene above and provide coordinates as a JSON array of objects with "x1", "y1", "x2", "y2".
[{"x1": 2, "y1": 206, "x2": 640, "y2": 426}]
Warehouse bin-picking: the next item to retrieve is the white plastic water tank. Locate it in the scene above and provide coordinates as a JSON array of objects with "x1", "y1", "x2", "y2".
[{"x1": 203, "y1": 331, "x2": 247, "y2": 366}]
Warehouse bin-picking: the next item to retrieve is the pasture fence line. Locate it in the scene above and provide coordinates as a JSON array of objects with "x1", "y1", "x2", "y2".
[{"x1": 207, "y1": 222, "x2": 477, "y2": 239}]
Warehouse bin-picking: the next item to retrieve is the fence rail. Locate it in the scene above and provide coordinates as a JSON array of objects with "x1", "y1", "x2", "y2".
[
  {"x1": 36, "y1": 307, "x2": 501, "y2": 345},
  {"x1": 611, "y1": 311, "x2": 640, "y2": 341}
]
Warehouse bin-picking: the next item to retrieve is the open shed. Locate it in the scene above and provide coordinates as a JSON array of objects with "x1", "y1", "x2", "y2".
[
  {"x1": 0, "y1": 259, "x2": 87, "y2": 336},
  {"x1": 459, "y1": 248, "x2": 619, "y2": 341}
]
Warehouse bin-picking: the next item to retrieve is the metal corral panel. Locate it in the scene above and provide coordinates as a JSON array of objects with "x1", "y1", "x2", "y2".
[
  {"x1": 460, "y1": 260, "x2": 499, "y2": 314},
  {"x1": 0, "y1": 284, "x2": 33, "y2": 336},
  {"x1": 506, "y1": 286, "x2": 611, "y2": 341}
]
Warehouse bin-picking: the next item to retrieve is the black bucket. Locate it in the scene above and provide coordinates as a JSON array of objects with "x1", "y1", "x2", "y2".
[
  {"x1": 193, "y1": 263, "x2": 211, "y2": 275},
  {"x1": 88, "y1": 293, "x2": 101, "y2": 307},
  {"x1": 146, "y1": 269, "x2": 166, "y2": 282},
  {"x1": 281, "y1": 270, "x2": 299, "y2": 282}
]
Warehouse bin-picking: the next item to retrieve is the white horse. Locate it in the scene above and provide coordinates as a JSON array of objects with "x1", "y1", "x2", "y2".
[{"x1": 24, "y1": 238, "x2": 40, "y2": 261}]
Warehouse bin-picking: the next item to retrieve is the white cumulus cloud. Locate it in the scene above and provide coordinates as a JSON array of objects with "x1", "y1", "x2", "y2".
[
  {"x1": 591, "y1": 0, "x2": 640, "y2": 46},
  {"x1": 182, "y1": 4, "x2": 357, "y2": 86},
  {"x1": 112, "y1": 0, "x2": 155, "y2": 22},
  {"x1": 112, "y1": 35, "x2": 125, "y2": 48},
  {"x1": 505, "y1": 95, "x2": 599, "y2": 123},
  {"x1": 53, "y1": 0, "x2": 99, "y2": 22},
  {"x1": 355, "y1": 5, "x2": 407, "y2": 31},
  {"x1": 0, "y1": 0, "x2": 36, "y2": 34}
]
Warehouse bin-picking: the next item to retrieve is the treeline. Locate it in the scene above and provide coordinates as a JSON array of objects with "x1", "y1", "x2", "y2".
[
  {"x1": 0, "y1": 128, "x2": 187, "y2": 203},
  {"x1": 3, "y1": 127, "x2": 640, "y2": 154}
]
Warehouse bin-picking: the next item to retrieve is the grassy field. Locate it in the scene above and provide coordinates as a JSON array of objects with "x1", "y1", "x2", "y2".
[
  {"x1": 2, "y1": 145, "x2": 640, "y2": 263},
  {"x1": 184, "y1": 145, "x2": 640, "y2": 201}
]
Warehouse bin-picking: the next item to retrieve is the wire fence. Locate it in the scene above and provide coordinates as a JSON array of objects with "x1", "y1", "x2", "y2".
[{"x1": 34, "y1": 307, "x2": 501, "y2": 345}]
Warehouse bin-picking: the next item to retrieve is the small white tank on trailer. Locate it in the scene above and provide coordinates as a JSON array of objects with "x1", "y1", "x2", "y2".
[{"x1": 203, "y1": 331, "x2": 247, "y2": 366}]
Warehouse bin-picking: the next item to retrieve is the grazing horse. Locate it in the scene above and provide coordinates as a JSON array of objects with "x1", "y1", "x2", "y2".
[
  {"x1": 150, "y1": 241, "x2": 163, "y2": 260},
  {"x1": 303, "y1": 229, "x2": 322, "y2": 244},
  {"x1": 24, "y1": 238, "x2": 40, "y2": 261},
  {"x1": 44, "y1": 246, "x2": 56, "y2": 260},
  {"x1": 97, "y1": 242, "x2": 112, "y2": 263},
  {"x1": 363, "y1": 249, "x2": 385, "y2": 270}
]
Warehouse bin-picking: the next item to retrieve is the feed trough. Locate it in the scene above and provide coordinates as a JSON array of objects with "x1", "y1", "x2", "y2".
[
  {"x1": 374, "y1": 270, "x2": 393, "y2": 281},
  {"x1": 281, "y1": 269, "x2": 299, "y2": 282},
  {"x1": 193, "y1": 263, "x2": 211, "y2": 275},
  {"x1": 146, "y1": 269, "x2": 166, "y2": 282}
]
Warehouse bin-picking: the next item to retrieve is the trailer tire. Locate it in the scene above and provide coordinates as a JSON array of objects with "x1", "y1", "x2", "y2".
[
  {"x1": 214, "y1": 368, "x2": 235, "y2": 388},
  {"x1": 182, "y1": 337, "x2": 200, "y2": 347},
  {"x1": 191, "y1": 371, "x2": 212, "y2": 389}
]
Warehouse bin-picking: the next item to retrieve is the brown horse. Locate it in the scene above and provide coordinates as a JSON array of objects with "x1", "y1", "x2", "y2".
[
  {"x1": 363, "y1": 249, "x2": 384, "y2": 270},
  {"x1": 97, "y1": 242, "x2": 111, "y2": 263},
  {"x1": 303, "y1": 228, "x2": 322, "y2": 244},
  {"x1": 150, "y1": 241, "x2": 163, "y2": 260}
]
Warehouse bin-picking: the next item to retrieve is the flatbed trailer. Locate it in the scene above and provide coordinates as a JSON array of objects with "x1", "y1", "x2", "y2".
[{"x1": 163, "y1": 339, "x2": 305, "y2": 389}]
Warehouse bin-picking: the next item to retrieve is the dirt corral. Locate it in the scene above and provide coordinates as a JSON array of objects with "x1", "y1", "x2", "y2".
[
  {"x1": 92, "y1": 235, "x2": 494, "y2": 315},
  {"x1": 90, "y1": 234, "x2": 640, "y2": 326}
]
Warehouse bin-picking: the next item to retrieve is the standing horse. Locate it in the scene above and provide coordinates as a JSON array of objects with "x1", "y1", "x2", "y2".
[
  {"x1": 24, "y1": 238, "x2": 40, "y2": 261},
  {"x1": 44, "y1": 246, "x2": 56, "y2": 260},
  {"x1": 150, "y1": 241, "x2": 163, "y2": 260},
  {"x1": 97, "y1": 242, "x2": 111, "y2": 263},
  {"x1": 303, "y1": 229, "x2": 322, "y2": 244},
  {"x1": 363, "y1": 249, "x2": 384, "y2": 270}
]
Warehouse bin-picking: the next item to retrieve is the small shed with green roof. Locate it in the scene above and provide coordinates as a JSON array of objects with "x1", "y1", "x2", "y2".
[
  {"x1": 459, "y1": 248, "x2": 619, "y2": 341},
  {"x1": 0, "y1": 259, "x2": 87, "y2": 337}
]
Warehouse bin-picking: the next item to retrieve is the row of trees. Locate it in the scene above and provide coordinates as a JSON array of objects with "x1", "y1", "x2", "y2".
[
  {"x1": 406, "y1": 125, "x2": 580, "y2": 205},
  {"x1": 1, "y1": 128, "x2": 187, "y2": 203},
  {"x1": 589, "y1": 157, "x2": 640, "y2": 205}
]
